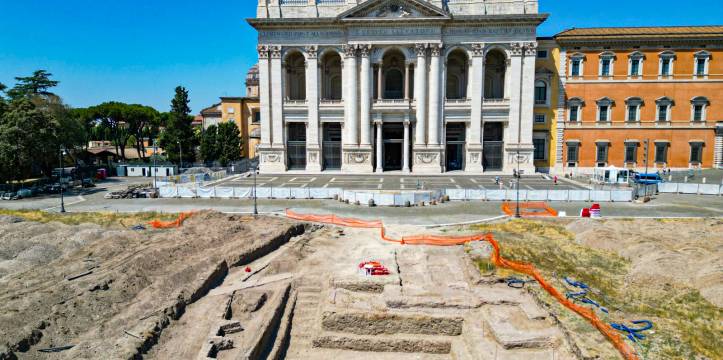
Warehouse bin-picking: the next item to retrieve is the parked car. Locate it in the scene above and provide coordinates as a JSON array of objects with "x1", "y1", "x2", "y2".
[
  {"x1": 633, "y1": 172, "x2": 664, "y2": 185},
  {"x1": 1, "y1": 192, "x2": 19, "y2": 200},
  {"x1": 45, "y1": 183, "x2": 68, "y2": 194}
]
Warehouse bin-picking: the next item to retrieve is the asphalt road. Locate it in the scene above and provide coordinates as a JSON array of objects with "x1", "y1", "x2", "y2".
[{"x1": 1, "y1": 177, "x2": 721, "y2": 226}]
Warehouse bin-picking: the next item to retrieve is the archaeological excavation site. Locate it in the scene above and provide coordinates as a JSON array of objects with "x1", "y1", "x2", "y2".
[{"x1": 0, "y1": 211, "x2": 720, "y2": 360}]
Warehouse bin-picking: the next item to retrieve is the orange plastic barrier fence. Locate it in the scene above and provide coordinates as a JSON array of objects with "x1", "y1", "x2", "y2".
[
  {"x1": 285, "y1": 208, "x2": 638, "y2": 360},
  {"x1": 485, "y1": 233, "x2": 638, "y2": 360},
  {"x1": 149, "y1": 212, "x2": 194, "y2": 229},
  {"x1": 502, "y1": 201, "x2": 559, "y2": 217}
]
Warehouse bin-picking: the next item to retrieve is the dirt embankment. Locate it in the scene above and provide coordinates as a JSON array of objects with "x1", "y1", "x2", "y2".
[{"x1": 0, "y1": 212, "x2": 304, "y2": 360}]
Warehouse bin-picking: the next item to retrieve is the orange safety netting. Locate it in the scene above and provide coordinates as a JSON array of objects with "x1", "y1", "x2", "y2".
[
  {"x1": 502, "y1": 201, "x2": 559, "y2": 217},
  {"x1": 285, "y1": 208, "x2": 638, "y2": 360},
  {"x1": 148, "y1": 212, "x2": 194, "y2": 229}
]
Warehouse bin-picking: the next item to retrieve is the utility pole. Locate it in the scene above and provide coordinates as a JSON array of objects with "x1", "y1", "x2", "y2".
[{"x1": 59, "y1": 147, "x2": 66, "y2": 213}]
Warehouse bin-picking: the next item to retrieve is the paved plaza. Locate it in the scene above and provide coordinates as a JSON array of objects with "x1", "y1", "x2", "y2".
[{"x1": 213, "y1": 174, "x2": 587, "y2": 191}]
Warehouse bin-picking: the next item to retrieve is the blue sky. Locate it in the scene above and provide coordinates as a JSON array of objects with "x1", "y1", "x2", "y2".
[{"x1": 1, "y1": 0, "x2": 722, "y2": 113}]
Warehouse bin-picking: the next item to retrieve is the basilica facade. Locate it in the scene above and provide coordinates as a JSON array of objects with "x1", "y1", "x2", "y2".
[{"x1": 249, "y1": 0, "x2": 546, "y2": 174}]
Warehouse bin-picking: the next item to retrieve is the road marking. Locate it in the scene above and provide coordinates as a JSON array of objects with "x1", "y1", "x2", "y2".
[
  {"x1": 526, "y1": 185, "x2": 534, "y2": 190},
  {"x1": 289, "y1": 177, "x2": 297, "y2": 182},
  {"x1": 470, "y1": 179, "x2": 477, "y2": 184},
  {"x1": 379, "y1": 178, "x2": 384, "y2": 183},
  {"x1": 378, "y1": 183, "x2": 383, "y2": 189}
]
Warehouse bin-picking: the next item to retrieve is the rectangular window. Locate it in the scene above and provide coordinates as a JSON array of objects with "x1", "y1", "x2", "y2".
[
  {"x1": 661, "y1": 59, "x2": 671, "y2": 76},
  {"x1": 625, "y1": 144, "x2": 637, "y2": 163},
  {"x1": 596, "y1": 144, "x2": 609, "y2": 163},
  {"x1": 601, "y1": 59, "x2": 611, "y2": 76},
  {"x1": 569, "y1": 106, "x2": 579, "y2": 122},
  {"x1": 696, "y1": 58, "x2": 706, "y2": 76},
  {"x1": 655, "y1": 143, "x2": 668, "y2": 163},
  {"x1": 693, "y1": 105, "x2": 704, "y2": 121},
  {"x1": 658, "y1": 106, "x2": 668, "y2": 121},
  {"x1": 537, "y1": 50, "x2": 549, "y2": 59},
  {"x1": 567, "y1": 144, "x2": 579, "y2": 162},
  {"x1": 599, "y1": 106, "x2": 609, "y2": 122},
  {"x1": 535, "y1": 87, "x2": 547, "y2": 104},
  {"x1": 253, "y1": 111, "x2": 261, "y2": 123},
  {"x1": 627, "y1": 106, "x2": 638, "y2": 122},
  {"x1": 533, "y1": 138, "x2": 547, "y2": 160},
  {"x1": 571, "y1": 60, "x2": 581, "y2": 76},
  {"x1": 630, "y1": 59, "x2": 640, "y2": 76},
  {"x1": 690, "y1": 143, "x2": 703, "y2": 164},
  {"x1": 534, "y1": 114, "x2": 546, "y2": 124}
]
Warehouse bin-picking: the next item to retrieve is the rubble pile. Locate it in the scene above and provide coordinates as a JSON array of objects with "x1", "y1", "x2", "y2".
[{"x1": 104, "y1": 184, "x2": 156, "y2": 199}]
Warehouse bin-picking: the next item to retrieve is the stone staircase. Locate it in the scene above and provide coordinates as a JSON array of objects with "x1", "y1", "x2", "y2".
[{"x1": 284, "y1": 277, "x2": 324, "y2": 359}]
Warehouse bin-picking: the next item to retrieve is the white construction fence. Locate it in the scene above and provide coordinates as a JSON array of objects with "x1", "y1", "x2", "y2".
[
  {"x1": 657, "y1": 182, "x2": 723, "y2": 195},
  {"x1": 158, "y1": 185, "x2": 637, "y2": 203}
]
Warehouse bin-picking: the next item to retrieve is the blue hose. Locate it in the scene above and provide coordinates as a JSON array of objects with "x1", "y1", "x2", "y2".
[
  {"x1": 564, "y1": 277, "x2": 608, "y2": 313},
  {"x1": 611, "y1": 320, "x2": 653, "y2": 342},
  {"x1": 507, "y1": 277, "x2": 534, "y2": 288},
  {"x1": 564, "y1": 277, "x2": 590, "y2": 290}
]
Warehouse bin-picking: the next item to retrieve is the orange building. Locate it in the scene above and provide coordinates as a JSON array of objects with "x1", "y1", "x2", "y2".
[{"x1": 555, "y1": 26, "x2": 723, "y2": 173}]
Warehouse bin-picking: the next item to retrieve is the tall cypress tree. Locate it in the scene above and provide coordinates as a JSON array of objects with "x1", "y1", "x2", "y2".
[{"x1": 160, "y1": 86, "x2": 196, "y2": 166}]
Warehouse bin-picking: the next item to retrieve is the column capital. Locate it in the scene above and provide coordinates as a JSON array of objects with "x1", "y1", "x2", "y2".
[
  {"x1": 342, "y1": 44, "x2": 357, "y2": 58},
  {"x1": 305, "y1": 45, "x2": 318, "y2": 59},
  {"x1": 358, "y1": 44, "x2": 372, "y2": 57},
  {"x1": 414, "y1": 43, "x2": 428, "y2": 56},
  {"x1": 510, "y1": 42, "x2": 524, "y2": 57},
  {"x1": 270, "y1": 46, "x2": 282, "y2": 59},
  {"x1": 429, "y1": 43, "x2": 443, "y2": 57},
  {"x1": 471, "y1": 43, "x2": 485, "y2": 57},
  {"x1": 257, "y1": 45, "x2": 270, "y2": 59},
  {"x1": 524, "y1": 41, "x2": 538, "y2": 57}
]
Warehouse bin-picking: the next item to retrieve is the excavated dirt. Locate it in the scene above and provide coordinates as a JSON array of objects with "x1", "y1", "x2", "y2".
[{"x1": 0, "y1": 212, "x2": 304, "y2": 359}]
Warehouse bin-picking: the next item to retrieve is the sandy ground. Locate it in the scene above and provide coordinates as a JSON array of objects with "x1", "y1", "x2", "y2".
[
  {"x1": 568, "y1": 218, "x2": 723, "y2": 308},
  {"x1": 0, "y1": 212, "x2": 303, "y2": 359}
]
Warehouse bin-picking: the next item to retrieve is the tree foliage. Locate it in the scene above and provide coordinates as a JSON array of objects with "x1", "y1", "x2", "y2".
[
  {"x1": 200, "y1": 124, "x2": 219, "y2": 164},
  {"x1": 6, "y1": 70, "x2": 59, "y2": 100},
  {"x1": 217, "y1": 122, "x2": 242, "y2": 166},
  {"x1": 159, "y1": 86, "x2": 196, "y2": 165},
  {"x1": 0, "y1": 99, "x2": 58, "y2": 184},
  {"x1": 84, "y1": 102, "x2": 159, "y2": 161}
]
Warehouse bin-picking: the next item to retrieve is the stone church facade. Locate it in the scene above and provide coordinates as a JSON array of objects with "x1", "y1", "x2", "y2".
[{"x1": 249, "y1": 0, "x2": 546, "y2": 174}]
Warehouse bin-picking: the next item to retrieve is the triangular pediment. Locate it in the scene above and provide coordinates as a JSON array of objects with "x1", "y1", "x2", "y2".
[{"x1": 338, "y1": 0, "x2": 450, "y2": 21}]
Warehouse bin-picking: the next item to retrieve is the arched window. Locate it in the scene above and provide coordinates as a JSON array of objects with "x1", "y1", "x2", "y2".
[
  {"x1": 284, "y1": 52, "x2": 306, "y2": 101},
  {"x1": 484, "y1": 50, "x2": 507, "y2": 99},
  {"x1": 320, "y1": 51, "x2": 342, "y2": 100},
  {"x1": 446, "y1": 49, "x2": 469, "y2": 100},
  {"x1": 380, "y1": 49, "x2": 407, "y2": 100},
  {"x1": 534, "y1": 80, "x2": 548, "y2": 105}
]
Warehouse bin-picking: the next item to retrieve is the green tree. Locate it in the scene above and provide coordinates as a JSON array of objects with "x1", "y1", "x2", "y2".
[
  {"x1": 216, "y1": 122, "x2": 242, "y2": 167},
  {"x1": 0, "y1": 82, "x2": 6, "y2": 118},
  {"x1": 7, "y1": 70, "x2": 60, "y2": 100},
  {"x1": 160, "y1": 86, "x2": 196, "y2": 166},
  {"x1": 85, "y1": 102, "x2": 158, "y2": 161},
  {"x1": 200, "y1": 124, "x2": 219, "y2": 164},
  {"x1": 0, "y1": 99, "x2": 58, "y2": 184}
]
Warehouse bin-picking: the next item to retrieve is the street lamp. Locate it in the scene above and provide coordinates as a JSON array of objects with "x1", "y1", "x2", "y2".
[
  {"x1": 252, "y1": 163, "x2": 258, "y2": 216},
  {"x1": 59, "y1": 147, "x2": 66, "y2": 213}
]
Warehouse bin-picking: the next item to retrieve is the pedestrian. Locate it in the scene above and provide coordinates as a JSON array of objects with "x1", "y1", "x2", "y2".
[{"x1": 554, "y1": 175, "x2": 558, "y2": 185}]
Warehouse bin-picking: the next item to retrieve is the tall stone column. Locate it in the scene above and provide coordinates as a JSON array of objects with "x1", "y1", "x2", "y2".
[
  {"x1": 377, "y1": 64, "x2": 383, "y2": 100},
  {"x1": 258, "y1": 45, "x2": 286, "y2": 173},
  {"x1": 413, "y1": 44, "x2": 427, "y2": 146},
  {"x1": 505, "y1": 42, "x2": 536, "y2": 175},
  {"x1": 305, "y1": 46, "x2": 322, "y2": 172},
  {"x1": 414, "y1": 43, "x2": 443, "y2": 174},
  {"x1": 428, "y1": 43, "x2": 442, "y2": 146},
  {"x1": 466, "y1": 43, "x2": 485, "y2": 173},
  {"x1": 403, "y1": 117, "x2": 411, "y2": 173},
  {"x1": 258, "y1": 46, "x2": 271, "y2": 147},
  {"x1": 341, "y1": 45, "x2": 372, "y2": 173},
  {"x1": 271, "y1": 46, "x2": 284, "y2": 148},
  {"x1": 375, "y1": 121, "x2": 383, "y2": 173},
  {"x1": 359, "y1": 45, "x2": 372, "y2": 147},
  {"x1": 343, "y1": 45, "x2": 358, "y2": 146}
]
